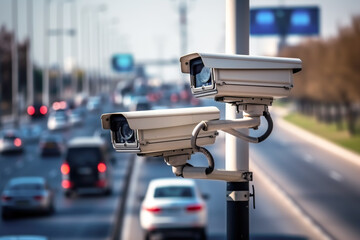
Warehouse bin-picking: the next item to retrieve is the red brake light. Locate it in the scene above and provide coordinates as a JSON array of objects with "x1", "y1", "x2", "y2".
[
  {"x1": 186, "y1": 204, "x2": 203, "y2": 212},
  {"x1": 40, "y1": 106, "x2": 48, "y2": 115},
  {"x1": 144, "y1": 206, "x2": 162, "y2": 213},
  {"x1": 98, "y1": 163, "x2": 107, "y2": 173},
  {"x1": 62, "y1": 180, "x2": 72, "y2": 189},
  {"x1": 33, "y1": 195, "x2": 44, "y2": 201},
  {"x1": 1, "y1": 195, "x2": 12, "y2": 201},
  {"x1": 14, "y1": 138, "x2": 22, "y2": 147},
  {"x1": 27, "y1": 106, "x2": 35, "y2": 115},
  {"x1": 61, "y1": 163, "x2": 70, "y2": 175}
]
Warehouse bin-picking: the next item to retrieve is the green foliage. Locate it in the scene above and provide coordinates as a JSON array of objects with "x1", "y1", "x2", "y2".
[{"x1": 284, "y1": 112, "x2": 360, "y2": 154}]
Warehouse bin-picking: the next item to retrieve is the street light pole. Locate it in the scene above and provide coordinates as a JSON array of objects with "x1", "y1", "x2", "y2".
[
  {"x1": 71, "y1": 0, "x2": 78, "y2": 95},
  {"x1": 27, "y1": 0, "x2": 34, "y2": 107},
  {"x1": 225, "y1": 1, "x2": 250, "y2": 239},
  {"x1": 43, "y1": 0, "x2": 50, "y2": 107},
  {"x1": 57, "y1": 0, "x2": 64, "y2": 100},
  {"x1": 11, "y1": 0, "x2": 19, "y2": 127}
]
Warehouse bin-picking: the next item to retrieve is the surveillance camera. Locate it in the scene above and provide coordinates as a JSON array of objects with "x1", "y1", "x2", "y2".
[
  {"x1": 180, "y1": 53, "x2": 302, "y2": 101},
  {"x1": 101, "y1": 107, "x2": 220, "y2": 156}
]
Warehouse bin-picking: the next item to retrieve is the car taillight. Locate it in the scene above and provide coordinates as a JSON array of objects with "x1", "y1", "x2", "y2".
[
  {"x1": 40, "y1": 105, "x2": 48, "y2": 115},
  {"x1": 96, "y1": 179, "x2": 107, "y2": 188},
  {"x1": 144, "y1": 206, "x2": 162, "y2": 214},
  {"x1": 14, "y1": 138, "x2": 22, "y2": 147},
  {"x1": 97, "y1": 162, "x2": 107, "y2": 173},
  {"x1": 1, "y1": 195, "x2": 12, "y2": 202},
  {"x1": 33, "y1": 195, "x2": 44, "y2": 201},
  {"x1": 61, "y1": 163, "x2": 70, "y2": 175},
  {"x1": 186, "y1": 204, "x2": 203, "y2": 212},
  {"x1": 62, "y1": 180, "x2": 72, "y2": 189},
  {"x1": 27, "y1": 106, "x2": 35, "y2": 116}
]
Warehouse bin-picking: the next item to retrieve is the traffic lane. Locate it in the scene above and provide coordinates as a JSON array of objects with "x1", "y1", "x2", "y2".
[
  {"x1": 250, "y1": 119, "x2": 360, "y2": 240},
  {"x1": 122, "y1": 133, "x2": 320, "y2": 240},
  {"x1": 0, "y1": 153, "x2": 131, "y2": 240}
]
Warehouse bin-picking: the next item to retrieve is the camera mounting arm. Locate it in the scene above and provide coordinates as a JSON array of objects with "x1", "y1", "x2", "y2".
[{"x1": 166, "y1": 103, "x2": 273, "y2": 182}]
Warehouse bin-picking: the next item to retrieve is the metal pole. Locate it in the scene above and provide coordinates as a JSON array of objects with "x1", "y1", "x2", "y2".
[
  {"x1": 43, "y1": 0, "x2": 50, "y2": 107},
  {"x1": 71, "y1": 0, "x2": 78, "y2": 95},
  {"x1": 81, "y1": 7, "x2": 90, "y2": 96},
  {"x1": 11, "y1": 0, "x2": 19, "y2": 127},
  {"x1": 57, "y1": 0, "x2": 63, "y2": 100},
  {"x1": 27, "y1": 0, "x2": 34, "y2": 107},
  {"x1": 225, "y1": 1, "x2": 250, "y2": 240}
]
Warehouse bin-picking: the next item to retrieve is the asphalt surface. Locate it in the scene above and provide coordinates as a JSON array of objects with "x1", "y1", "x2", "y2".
[
  {"x1": 0, "y1": 103, "x2": 131, "y2": 240},
  {"x1": 250, "y1": 109, "x2": 360, "y2": 240},
  {"x1": 1, "y1": 100, "x2": 359, "y2": 240}
]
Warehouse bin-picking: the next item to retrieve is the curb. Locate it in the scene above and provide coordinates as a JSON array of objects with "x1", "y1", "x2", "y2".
[
  {"x1": 273, "y1": 107, "x2": 360, "y2": 168},
  {"x1": 110, "y1": 154, "x2": 136, "y2": 240}
]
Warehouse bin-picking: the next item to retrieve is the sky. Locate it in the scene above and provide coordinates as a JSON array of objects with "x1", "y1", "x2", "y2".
[{"x1": 0, "y1": 0, "x2": 360, "y2": 81}]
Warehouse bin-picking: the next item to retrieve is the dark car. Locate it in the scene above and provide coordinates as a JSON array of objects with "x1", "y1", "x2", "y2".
[
  {"x1": 0, "y1": 130, "x2": 24, "y2": 154},
  {"x1": 61, "y1": 137, "x2": 113, "y2": 197},
  {"x1": 39, "y1": 134, "x2": 65, "y2": 157},
  {"x1": 27, "y1": 103, "x2": 48, "y2": 119}
]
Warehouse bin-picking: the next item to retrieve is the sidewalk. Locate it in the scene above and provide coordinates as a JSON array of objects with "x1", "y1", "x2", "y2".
[{"x1": 272, "y1": 106, "x2": 360, "y2": 168}]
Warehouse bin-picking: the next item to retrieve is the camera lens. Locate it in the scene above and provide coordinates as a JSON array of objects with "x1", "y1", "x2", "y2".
[
  {"x1": 196, "y1": 66, "x2": 211, "y2": 84},
  {"x1": 190, "y1": 58, "x2": 212, "y2": 88},
  {"x1": 121, "y1": 123, "x2": 134, "y2": 140}
]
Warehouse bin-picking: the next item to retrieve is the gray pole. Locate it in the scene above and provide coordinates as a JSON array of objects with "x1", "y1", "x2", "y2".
[
  {"x1": 71, "y1": 0, "x2": 78, "y2": 95},
  {"x1": 43, "y1": 0, "x2": 50, "y2": 107},
  {"x1": 57, "y1": 0, "x2": 64, "y2": 100},
  {"x1": 11, "y1": 0, "x2": 19, "y2": 127},
  {"x1": 27, "y1": 0, "x2": 34, "y2": 107},
  {"x1": 225, "y1": 0, "x2": 250, "y2": 239},
  {"x1": 81, "y1": 7, "x2": 90, "y2": 96}
]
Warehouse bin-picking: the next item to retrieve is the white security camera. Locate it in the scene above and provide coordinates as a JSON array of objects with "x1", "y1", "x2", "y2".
[
  {"x1": 101, "y1": 107, "x2": 220, "y2": 156},
  {"x1": 180, "y1": 53, "x2": 302, "y2": 101}
]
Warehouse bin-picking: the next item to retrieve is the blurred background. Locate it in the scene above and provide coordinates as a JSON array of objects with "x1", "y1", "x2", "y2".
[{"x1": 0, "y1": 0, "x2": 359, "y2": 240}]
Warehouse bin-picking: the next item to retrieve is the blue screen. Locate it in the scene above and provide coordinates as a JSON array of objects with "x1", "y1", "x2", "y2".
[
  {"x1": 250, "y1": 7, "x2": 320, "y2": 36},
  {"x1": 112, "y1": 54, "x2": 134, "y2": 72}
]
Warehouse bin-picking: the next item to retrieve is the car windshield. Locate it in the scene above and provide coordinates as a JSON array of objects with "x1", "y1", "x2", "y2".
[
  {"x1": 10, "y1": 183, "x2": 43, "y2": 190},
  {"x1": 154, "y1": 186, "x2": 194, "y2": 198},
  {"x1": 67, "y1": 147, "x2": 101, "y2": 167}
]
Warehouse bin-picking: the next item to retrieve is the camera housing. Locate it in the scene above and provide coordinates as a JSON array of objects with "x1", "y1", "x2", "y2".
[
  {"x1": 101, "y1": 107, "x2": 220, "y2": 156},
  {"x1": 180, "y1": 53, "x2": 302, "y2": 100}
]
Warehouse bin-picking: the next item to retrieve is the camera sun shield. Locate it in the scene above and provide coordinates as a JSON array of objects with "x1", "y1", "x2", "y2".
[{"x1": 181, "y1": 53, "x2": 302, "y2": 100}]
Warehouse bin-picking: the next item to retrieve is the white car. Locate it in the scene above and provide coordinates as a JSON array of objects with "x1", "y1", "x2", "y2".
[
  {"x1": 1, "y1": 177, "x2": 55, "y2": 219},
  {"x1": 140, "y1": 178, "x2": 207, "y2": 240},
  {"x1": 47, "y1": 111, "x2": 70, "y2": 130}
]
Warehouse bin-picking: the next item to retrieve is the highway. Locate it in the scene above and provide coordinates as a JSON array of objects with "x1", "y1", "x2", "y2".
[
  {"x1": 1, "y1": 100, "x2": 360, "y2": 240},
  {"x1": 250, "y1": 108, "x2": 360, "y2": 240},
  {"x1": 0, "y1": 102, "x2": 131, "y2": 240}
]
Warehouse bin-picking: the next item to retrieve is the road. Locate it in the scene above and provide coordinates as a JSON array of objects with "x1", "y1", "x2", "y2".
[
  {"x1": 121, "y1": 134, "x2": 328, "y2": 240},
  {"x1": 120, "y1": 101, "x2": 360, "y2": 240},
  {"x1": 1, "y1": 100, "x2": 360, "y2": 240},
  {"x1": 0, "y1": 102, "x2": 131, "y2": 240},
  {"x1": 250, "y1": 108, "x2": 360, "y2": 240}
]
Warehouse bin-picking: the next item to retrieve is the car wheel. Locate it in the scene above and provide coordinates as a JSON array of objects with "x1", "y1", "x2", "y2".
[
  {"x1": 199, "y1": 229, "x2": 207, "y2": 240},
  {"x1": 144, "y1": 232, "x2": 151, "y2": 240},
  {"x1": 1, "y1": 209, "x2": 11, "y2": 220},
  {"x1": 64, "y1": 191, "x2": 73, "y2": 198},
  {"x1": 104, "y1": 188, "x2": 112, "y2": 196},
  {"x1": 48, "y1": 203, "x2": 55, "y2": 215}
]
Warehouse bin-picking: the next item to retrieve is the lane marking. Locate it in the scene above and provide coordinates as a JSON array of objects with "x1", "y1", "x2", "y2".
[
  {"x1": 121, "y1": 155, "x2": 143, "y2": 240},
  {"x1": 251, "y1": 159, "x2": 333, "y2": 240},
  {"x1": 329, "y1": 170, "x2": 343, "y2": 182}
]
